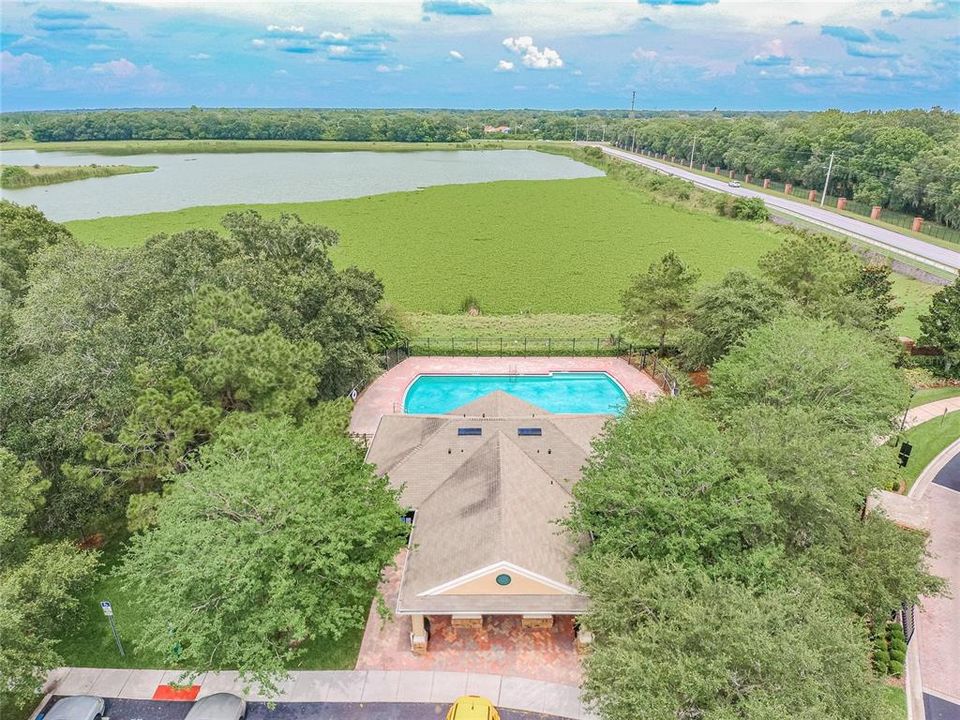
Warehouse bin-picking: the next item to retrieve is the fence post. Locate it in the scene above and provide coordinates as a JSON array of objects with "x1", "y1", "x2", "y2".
[
  {"x1": 573, "y1": 338, "x2": 577, "y2": 354},
  {"x1": 452, "y1": 337, "x2": 455, "y2": 353},
  {"x1": 524, "y1": 337, "x2": 527, "y2": 355},
  {"x1": 475, "y1": 337, "x2": 479, "y2": 356},
  {"x1": 548, "y1": 338, "x2": 552, "y2": 355},
  {"x1": 597, "y1": 338, "x2": 601, "y2": 354},
  {"x1": 500, "y1": 337, "x2": 503, "y2": 356}
]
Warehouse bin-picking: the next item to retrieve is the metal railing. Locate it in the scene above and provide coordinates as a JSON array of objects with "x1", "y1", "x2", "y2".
[{"x1": 405, "y1": 336, "x2": 629, "y2": 357}]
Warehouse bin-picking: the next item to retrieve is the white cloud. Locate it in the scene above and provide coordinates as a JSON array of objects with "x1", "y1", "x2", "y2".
[
  {"x1": 267, "y1": 24, "x2": 304, "y2": 33},
  {"x1": 632, "y1": 47, "x2": 658, "y2": 61},
  {"x1": 376, "y1": 63, "x2": 408, "y2": 72},
  {"x1": 189, "y1": 53, "x2": 211, "y2": 60},
  {"x1": 0, "y1": 50, "x2": 53, "y2": 87},
  {"x1": 496, "y1": 59, "x2": 515, "y2": 71},
  {"x1": 319, "y1": 31, "x2": 348, "y2": 41},
  {"x1": 547, "y1": 82, "x2": 560, "y2": 89},
  {"x1": 790, "y1": 63, "x2": 831, "y2": 77},
  {"x1": 251, "y1": 38, "x2": 266, "y2": 47},
  {"x1": 90, "y1": 58, "x2": 139, "y2": 78},
  {"x1": 449, "y1": 49, "x2": 464, "y2": 60},
  {"x1": 502, "y1": 35, "x2": 563, "y2": 69},
  {"x1": 761, "y1": 38, "x2": 786, "y2": 56}
]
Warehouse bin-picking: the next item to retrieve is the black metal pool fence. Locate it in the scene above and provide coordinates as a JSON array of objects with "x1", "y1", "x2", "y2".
[{"x1": 369, "y1": 338, "x2": 681, "y2": 397}]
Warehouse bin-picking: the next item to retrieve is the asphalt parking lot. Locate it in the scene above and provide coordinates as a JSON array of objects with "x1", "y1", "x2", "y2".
[{"x1": 39, "y1": 697, "x2": 572, "y2": 720}]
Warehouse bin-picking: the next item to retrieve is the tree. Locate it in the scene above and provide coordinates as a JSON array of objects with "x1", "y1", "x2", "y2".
[
  {"x1": 678, "y1": 270, "x2": 784, "y2": 368},
  {"x1": 758, "y1": 232, "x2": 860, "y2": 315},
  {"x1": 622, "y1": 251, "x2": 700, "y2": 354},
  {"x1": 710, "y1": 315, "x2": 908, "y2": 435},
  {"x1": 850, "y1": 263, "x2": 902, "y2": 335},
  {"x1": 0, "y1": 201, "x2": 74, "y2": 301},
  {"x1": 0, "y1": 448, "x2": 98, "y2": 711},
  {"x1": 118, "y1": 404, "x2": 406, "y2": 693},
  {"x1": 578, "y1": 560, "x2": 890, "y2": 720},
  {"x1": 567, "y1": 399, "x2": 773, "y2": 568},
  {"x1": 183, "y1": 285, "x2": 323, "y2": 415},
  {"x1": 918, "y1": 278, "x2": 960, "y2": 376}
]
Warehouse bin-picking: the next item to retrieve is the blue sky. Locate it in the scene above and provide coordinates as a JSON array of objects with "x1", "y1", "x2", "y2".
[{"x1": 1, "y1": 0, "x2": 957, "y2": 111}]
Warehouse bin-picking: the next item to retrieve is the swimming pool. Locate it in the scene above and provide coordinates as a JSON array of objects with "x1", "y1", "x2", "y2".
[{"x1": 403, "y1": 372, "x2": 628, "y2": 415}]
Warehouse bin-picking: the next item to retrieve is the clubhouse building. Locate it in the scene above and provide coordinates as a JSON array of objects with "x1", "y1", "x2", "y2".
[{"x1": 365, "y1": 390, "x2": 607, "y2": 654}]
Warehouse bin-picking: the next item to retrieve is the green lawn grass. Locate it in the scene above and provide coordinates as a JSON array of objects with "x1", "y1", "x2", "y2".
[
  {"x1": 65, "y1": 176, "x2": 937, "y2": 338},
  {"x1": 899, "y1": 411, "x2": 960, "y2": 488},
  {"x1": 910, "y1": 385, "x2": 960, "y2": 408},
  {"x1": 59, "y1": 543, "x2": 365, "y2": 671},
  {"x1": 879, "y1": 685, "x2": 906, "y2": 719}
]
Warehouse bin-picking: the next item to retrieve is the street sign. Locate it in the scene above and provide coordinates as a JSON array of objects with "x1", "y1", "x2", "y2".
[
  {"x1": 100, "y1": 600, "x2": 113, "y2": 616},
  {"x1": 100, "y1": 600, "x2": 124, "y2": 657}
]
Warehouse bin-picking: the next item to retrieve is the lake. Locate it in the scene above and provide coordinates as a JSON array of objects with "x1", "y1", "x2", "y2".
[{"x1": 0, "y1": 148, "x2": 603, "y2": 221}]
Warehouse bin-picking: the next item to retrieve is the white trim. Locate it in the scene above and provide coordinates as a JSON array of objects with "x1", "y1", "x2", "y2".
[
  {"x1": 418, "y1": 560, "x2": 579, "y2": 596},
  {"x1": 396, "y1": 606, "x2": 588, "y2": 616}
]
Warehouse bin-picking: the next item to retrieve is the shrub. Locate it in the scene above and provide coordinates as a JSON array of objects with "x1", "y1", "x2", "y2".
[
  {"x1": 888, "y1": 660, "x2": 904, "y2": 677},
  {"x1": 716, "y1": 195, "x2": 770, "y2": 221},
  {"x1": 459, "y1": 294, "x2": 482, "y2": 315},
  {"x1": 872, "y1": 650, "x2": 890, "y2": 673},
  {"x1": 889, "y1": 649, "x2": 906, "y2": 664}
]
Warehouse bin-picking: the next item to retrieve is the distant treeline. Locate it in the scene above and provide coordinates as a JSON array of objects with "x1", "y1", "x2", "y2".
[
  {"x1": 2, "y1": 107, "x2": 956, "y2": 226},
  {"x1": 604, "y1": 108, "x2": 960, "y2": 228}
]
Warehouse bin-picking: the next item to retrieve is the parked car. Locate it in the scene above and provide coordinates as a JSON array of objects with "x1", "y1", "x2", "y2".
[
  {"x1": 43, "y1": 695, "x2": 105, "y2": 720},
  {"x1": 728, "y1": 180, "x2": 742, "y2": 188},
  {"x1": 184, "y1": 693, "x2": 246, "y2": 720},
  {"x1": 446, "y1": 695, "x2": 501, "y2": 720}
]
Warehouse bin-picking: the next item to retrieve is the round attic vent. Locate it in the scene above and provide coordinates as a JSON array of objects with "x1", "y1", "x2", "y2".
[{"x1": 496, "y1": 573, "x2": 512, "y2": 586}]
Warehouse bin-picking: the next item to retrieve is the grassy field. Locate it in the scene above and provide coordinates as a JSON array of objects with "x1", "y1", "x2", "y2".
[
  {"x1": 66, "y1": 176, "x2": 937, "y2": 337},
  {"x1": 879, "y1": 685, "x2": 906, "y2": 719},
  {"x1": 899, "y1": 411, "x2": 960, "y2": 488},
  {"x1": 59, "y1": 543, "x2": 365, "y2": 671},
  {"x1": 0, "y1": 163, "x2": 155, "y2": 188},
  {"x1": 910, "y1": 385, "x2": 960, "y2": 407},
  {"x1": 1, "y1": 138, "x2": 560, "y2": 155}
]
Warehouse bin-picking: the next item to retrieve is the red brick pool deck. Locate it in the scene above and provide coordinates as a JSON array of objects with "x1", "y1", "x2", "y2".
[
  {"x1": 356, "y1": 551, "x2": 584, "y2": 685},
  {"x1": 349, "y1": 356, "x2": 662, "y2": 436}
]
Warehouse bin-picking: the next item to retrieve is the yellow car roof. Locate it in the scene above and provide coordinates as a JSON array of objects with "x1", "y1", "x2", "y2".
[{"x1": 447, "y1": 695, "x2": 499, "y2": 720}]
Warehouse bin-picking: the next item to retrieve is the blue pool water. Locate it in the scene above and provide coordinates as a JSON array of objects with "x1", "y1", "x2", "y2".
[{"x1": 403, "y1": 372, "x2": 628, "y2": 415}]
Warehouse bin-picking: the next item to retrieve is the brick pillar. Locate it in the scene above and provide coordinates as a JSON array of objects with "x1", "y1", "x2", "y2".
[
  {"x1": 871, "y1": 206, "x2": 882, "y2": 220},
  {"x1": 728, "y1": 170, "x2": 735, "y2": 179},
  {"x1": 714, "y1": 166, "x2": 720, "y2": 174},
  {"x1": 837, "y1": 197, "x2": 847, "y2": 210},
  {"x1": 576, "y1": 627, "x2": 594, "y2": 654},
  {"x1": 808, "y1": 190, "x2": 817, "y2": 202},
  {"x1": 744, "y1": 174, "x2": 752, "y2": 184},
  {"x1": 784, "y1": 183, "x2": 793, "y2": 195},
  {"x1": 912, "y1": 217, "x2": 924, "y2": 232},
  {"x1": 701, "y1": 163, "x2": 707, "y2": 171},
  {"x1": 410, "y1": 614, "x2": 428, "y2": 655},
  {"x1": 762, "y1": 178, "x2": 770, "y2": 189}
]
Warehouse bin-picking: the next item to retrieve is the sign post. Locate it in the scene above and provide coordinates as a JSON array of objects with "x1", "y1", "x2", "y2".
[{"x1": 100, "y1": 600, "x2": 125, "y2": 658}]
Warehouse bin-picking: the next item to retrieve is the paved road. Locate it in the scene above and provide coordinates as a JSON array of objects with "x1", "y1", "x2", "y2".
[
  {"x1": 596, "y1": 145, "x2": 960, "y2": 275},
  {"x1": 39, "y1": 697, "x2": 570, "y2": 720},
  {"x1": 925, "y1": 692, "x2": 960, "y2": 720}
]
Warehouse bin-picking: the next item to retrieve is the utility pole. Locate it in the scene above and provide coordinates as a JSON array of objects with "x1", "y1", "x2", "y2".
[
  {"x1": 820, "y1": 152, "x2": 835, "y2": 207},
  {"x1": 689, "y1": 135, "x2": 697, "y2": 169},
  {"x1": 629, "y1": 90, "x2": 636, "y2": 119},
  {"x1": 574, "y1": 120, "x2": 578, "y2": 142},
  {"x1": 601, "y1": 124, "x2": 606, "y2": 143},
  {"x1": 631, "y1": 127, "x2": 637, "y2": 153}
]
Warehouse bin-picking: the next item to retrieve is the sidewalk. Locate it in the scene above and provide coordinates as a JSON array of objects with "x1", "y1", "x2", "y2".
[
  {"x1": 902, "y1": 396, "x2": 960, "y2": 431},
  {"x1": 906, "y1": 437, "x2": 960, "y2": 720},
  {"x1": 43, "y1": 667, "x2": 596, "y2": 719}
]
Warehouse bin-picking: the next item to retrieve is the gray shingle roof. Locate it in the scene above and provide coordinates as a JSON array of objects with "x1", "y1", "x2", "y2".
[{"x1": 365, "y1": 392, "x2": 609, "y2": 615}]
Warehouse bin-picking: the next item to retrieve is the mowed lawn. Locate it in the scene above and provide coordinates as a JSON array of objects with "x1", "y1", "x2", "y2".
[
  {"x1": 66, "y1": 176, "x2": 938, "y2": 333},
  {"x1": 66, "y1": 177, "x2": 783, "y2": 315}
]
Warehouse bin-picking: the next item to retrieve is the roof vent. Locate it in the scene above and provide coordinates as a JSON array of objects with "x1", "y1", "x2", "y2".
[
  {"x1": 457, "y1": 427, "x2": 482, "y2": 437},
  {"x1": 517, "y1": 427, "x2": 542, "y2": 437}
]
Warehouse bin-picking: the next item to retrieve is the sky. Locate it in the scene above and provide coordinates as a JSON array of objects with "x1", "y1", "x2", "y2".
[{"x1": 0, "y1": 0, "x2": 957, "y2": 111}]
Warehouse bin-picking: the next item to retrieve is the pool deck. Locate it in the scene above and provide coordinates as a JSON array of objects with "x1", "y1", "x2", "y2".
[{"x1": 349, "y1": 356, "x2": 663, "y2": 437}]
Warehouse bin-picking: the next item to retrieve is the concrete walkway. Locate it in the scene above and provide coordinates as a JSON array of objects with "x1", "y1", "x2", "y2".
[
  {"x1": 902, "y1": 396, "x2": 960, "y2": 431},
  {"x1": 43, "y1": 667, "x2": 596, "y2": 720},
  {"x1": 906, "y1": 436, "x2": 960, "y2": 720}
]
